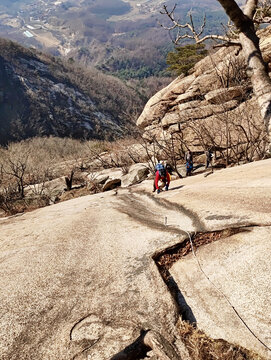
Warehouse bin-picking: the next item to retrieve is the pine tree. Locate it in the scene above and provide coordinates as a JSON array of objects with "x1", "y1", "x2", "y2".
[{"x1": 166, "y1": 44, "x2": 207, "y2": 76}]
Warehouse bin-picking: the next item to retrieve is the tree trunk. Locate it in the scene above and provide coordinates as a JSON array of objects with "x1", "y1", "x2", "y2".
[
  {"x1": 20, "y1": 178, "x2": 24, "y2": 198},
  {"x1": 65, "y1": 170, "x2": 74, "y2": 191},
  {"x1": 217, "y1": 0, "x2": 271, "y2": 152}
]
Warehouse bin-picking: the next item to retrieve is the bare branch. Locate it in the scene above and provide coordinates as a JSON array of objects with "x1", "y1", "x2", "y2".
[
  {"x1": 197, "y1": 34, "x2": 240, "y2": 44},
  {"x1": 160, "y1": 4, "x2": 241, "y2": 47},
  {"x1": 198, "y1": 14, "x2": 207, "y2": 37},
  {"x1": 261, "y1": 16, "x2": 271, "y2": 21}
]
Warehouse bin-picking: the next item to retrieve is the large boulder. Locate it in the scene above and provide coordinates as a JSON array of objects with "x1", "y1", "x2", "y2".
[
  {"x1": 90, "y1": 168, "x2": 123, "y2": 181},
  {"x1": 24, "y1": 176, "x2": 66, "y2": 199},
  {"x1": 121, "y1": 163, "x2": 150, "y2": 187},
  {"x1": 102, "y1": 178, "x2": 121, "y2": 192},
  {"x1": 96, "y1": 168, "x2": 123, "y2": 191},
  {"x1": 88, "y1": 173, "x2": 109, "y2": 185}
]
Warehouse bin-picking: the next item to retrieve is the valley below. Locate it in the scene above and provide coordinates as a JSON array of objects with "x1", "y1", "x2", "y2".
[{"x1": 0, "y1": 0, "x2": 227, "y2": 79}]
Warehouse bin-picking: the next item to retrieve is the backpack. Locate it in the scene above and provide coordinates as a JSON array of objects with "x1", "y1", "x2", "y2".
[
  {"x1": 159, "y1": 168, "x2": 166, "y2": 177},
  {"x1": 165, "y1": 163, "x2": 173, "y2": 175}
]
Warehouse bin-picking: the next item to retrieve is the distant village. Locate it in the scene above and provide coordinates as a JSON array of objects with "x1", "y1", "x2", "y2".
[
  {"x1": 0, "y1": 0, "x2": 165, "y2": 55},
  {"x1": 0, "y1": 0, "x2": 77, "y2": 54},
  {"x1": 0, "y1": 0, "x2": 59, "y2": 31}
]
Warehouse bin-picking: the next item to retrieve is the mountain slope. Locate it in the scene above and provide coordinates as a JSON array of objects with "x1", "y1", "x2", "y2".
[{"x1": 0, "y1": 38, "x2": 144, "y2": 145}]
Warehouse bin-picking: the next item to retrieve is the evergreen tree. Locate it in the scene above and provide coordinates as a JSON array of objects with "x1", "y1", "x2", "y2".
[{"x1": 166, "y1": 44, "x2": 207, "y2": 76}]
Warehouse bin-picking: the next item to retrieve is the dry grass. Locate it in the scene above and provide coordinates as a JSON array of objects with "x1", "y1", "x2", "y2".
[
  {"x1": 0, "y1": 136, "x2": 141, "y2": 215},
  {"x1": 0, "y1": 195, "x2": 51, "y2": 215},
  {"x1": 179, "y1": 321, "x2": 265, "y2": 360}
]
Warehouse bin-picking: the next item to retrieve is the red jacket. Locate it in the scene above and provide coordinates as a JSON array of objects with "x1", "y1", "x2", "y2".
[{"x1": 154, "y1": 171, "x2": 170, "y2": 190}]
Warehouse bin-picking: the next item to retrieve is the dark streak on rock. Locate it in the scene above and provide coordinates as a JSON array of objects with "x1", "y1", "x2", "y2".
[{"x1": 70, "y1": 314, "x2": 93, "y2": 341}]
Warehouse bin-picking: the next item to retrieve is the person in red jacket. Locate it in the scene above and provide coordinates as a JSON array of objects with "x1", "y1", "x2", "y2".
[{"x1": 153, "y1": 167, "x2": 170, "y2": 194}]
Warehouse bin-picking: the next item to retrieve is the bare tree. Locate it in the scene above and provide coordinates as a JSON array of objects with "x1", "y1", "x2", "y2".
[
  {"x1": 161, "y1": 0, "x2": 271, "y2": 153},
  {"x1": 179, "y1": 95, "x2": 267, "y2": 166},
  {"x1": 160, "y1": 5, "x2": 239, "y2": 46},
  {"x1": 2, "y1": 152, "x2": 29, "y2": 198},
  {"x1": 138, "y1": 129, "x2": 185, "y2": 177},
  {"x1": 218, "y1": 0, "x2": 271, "y2": 152},
  {"x1": 65, "y1": 170, "x2": 74, "y2": 191}
]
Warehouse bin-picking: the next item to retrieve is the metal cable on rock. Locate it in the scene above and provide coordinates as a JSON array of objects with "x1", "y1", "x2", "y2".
[{"x1": 182, "y1": 230, "x2": 271, "y2": 353}]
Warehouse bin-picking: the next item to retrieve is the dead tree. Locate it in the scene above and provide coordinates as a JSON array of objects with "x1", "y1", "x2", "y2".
[
  {"x1": 139, "y1": 129, "x2": 184, "y2": 177},
  {"x1": 3, "y1": 157, "x2": 28, "y2": 198},
  {"x1": 65, "y1": 170, "x2": 74, "y2": 191}
]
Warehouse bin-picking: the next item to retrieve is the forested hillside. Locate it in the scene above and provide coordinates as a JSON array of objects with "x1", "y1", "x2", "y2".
[
  {"x1": 65, "y1": 1, "x2": 228, "y2": 80},
  {"x1": 0, "y1": 38, "x2": 145, "y2": 145}
]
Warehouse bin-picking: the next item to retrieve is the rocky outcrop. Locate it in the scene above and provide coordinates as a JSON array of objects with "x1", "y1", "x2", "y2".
[
  {"x1": 137, "y1": 27, "x2": 271, "y2": 150},
  {"x1": 97, "y1": 163, "x2": 150, "y2": 191},
  {"x1": 23, "y1": 164, "x2": 151, "y2": 200},
  {"x1": 24, "y1": 176, "x2": 66, "y2": 199},
  {"x1": 205, "y1": 86, "x2": 244, "y2": 104},
  {"x1": 121, "y1": 163, "x2": 150, "y2": 187},
  {"x1": 102, "y1": 178, "x2": 121, "y2": 192}
]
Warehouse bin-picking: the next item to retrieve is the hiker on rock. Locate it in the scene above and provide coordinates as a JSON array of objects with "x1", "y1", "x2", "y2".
[
  {"x1": 165, "y1": 163, "x2": 173, "y2": 175},
  {"x1": 153, "y1": 164, "x2": 170, "y2": 194},
  {"x1": 205, "y1": 148, "x2": 213, "y2": 169},
  {"x1": 185, "y1": 150, "x2": 193, "y2": 176}
]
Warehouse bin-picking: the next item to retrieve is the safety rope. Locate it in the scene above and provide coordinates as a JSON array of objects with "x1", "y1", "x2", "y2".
[
  {"x1": 141, "y1": 192, "x2": 270, "y2": 352},
  {"x1": 183, "y1": 230, "x2": 271, "y2": 353}
]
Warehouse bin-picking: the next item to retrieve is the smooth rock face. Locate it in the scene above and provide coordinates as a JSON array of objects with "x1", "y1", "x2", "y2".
[
  {"x1": 132, "y1": 158, "x2": 271, "y2": 358},
  {"x1": 170, "y1": 226, "x2": 271, "y2": 357},
  {"x1": 0, "y1": 159, "x2": 271, "y2": 359},
  {"x1": 0, "y1": 188, "x2": 195, "y2": 360}
]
